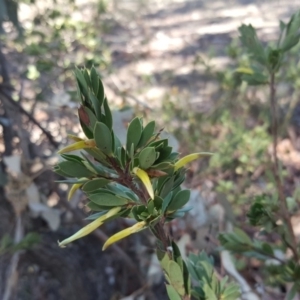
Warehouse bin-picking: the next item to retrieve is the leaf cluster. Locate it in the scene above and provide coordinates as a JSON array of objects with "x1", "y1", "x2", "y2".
[
  {"x1": 187, "y1": 251, "x2": 240, "y2": 300},
  {"x1": 55, "y1": 68, "x2": 197, "y2": 228},
  {"x1": 237, "y1": 11, "x2": 300, "y2": 84}
]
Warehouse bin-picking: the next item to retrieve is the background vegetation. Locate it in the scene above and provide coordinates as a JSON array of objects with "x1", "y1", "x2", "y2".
[{"x1": 1, "y1": 0, "x2": 300, "y2": 299}]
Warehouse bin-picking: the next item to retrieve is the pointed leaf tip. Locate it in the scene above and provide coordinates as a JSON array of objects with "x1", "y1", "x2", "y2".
[
  {"x1": 58, "y1": 207, "x2": 121, "y2": 247},
  {"x1": 174, "y1": 152, "x2": 213, "y2": 171},
  {"x1": 58, "y1": 139, "x2": 96, "y2": 154},
  {"x1": 133, "y1": 167, "x2": 154, "y2": 199},
  {"x1": 68, "y1": 183, "x2": 83, "y2": 200},
  {"x1": 102, "y1": 221, "x2": 146, "y2": 250}
]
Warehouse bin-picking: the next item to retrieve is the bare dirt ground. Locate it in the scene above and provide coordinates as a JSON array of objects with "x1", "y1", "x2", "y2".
[{"x1": 103, "y1": 0, "x2": 300, "y2": 110}]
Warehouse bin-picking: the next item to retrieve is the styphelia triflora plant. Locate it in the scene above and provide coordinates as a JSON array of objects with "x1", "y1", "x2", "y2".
[{"x1": 55, "y1": 67, "x2": 240, "y2": 300}]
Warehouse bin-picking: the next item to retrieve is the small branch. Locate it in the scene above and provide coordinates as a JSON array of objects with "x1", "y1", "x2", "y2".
[
  {"x1": 0, "y1": 88, "x2": 59, "y2": 148},
  {"x1": 0, "y1": 43, "x2": 14, "y2": 156},
  {"x1": 108, "y1": 156, "x2": 172, "y2": 253},
  {"x1": 269, "y1": 72, "x2": 299, "y2": 261},
  {"x1": 3, "y1": 215, "x2": 23, "y2": 300}
]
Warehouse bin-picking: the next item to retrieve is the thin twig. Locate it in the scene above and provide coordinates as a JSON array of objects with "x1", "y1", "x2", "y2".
[
  {"x1": 269, "y1": 72, "x2": 299, "y2": 261},
  {"x1": 0, "y1": 89, "x2": 59, "y2": 148},
  {"x1": 109, "y1": 155, "x2": 172, "y2": 254},
  {"x1": 3, "y1": 215, "x2": 23, "y2": 300}
]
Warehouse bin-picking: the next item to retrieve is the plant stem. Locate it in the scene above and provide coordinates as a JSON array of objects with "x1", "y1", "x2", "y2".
[
  {"x1": 269, "y1": 72, "x2": 299, "y2": 261},
  {"x1": 109, "y1": 156, "x2": 172, "y2": 251}
]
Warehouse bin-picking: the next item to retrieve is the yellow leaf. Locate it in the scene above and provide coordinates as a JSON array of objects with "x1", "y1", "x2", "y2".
[
  {"x1": 58, "y1": 207, "x2": 121, "y2": 247},
  {"x1": 102, "y1": 221, "x2": 146, "y2": 250},
  {"x1": 174, "y1": 152, "x2": 213, "y2": 171},
  {"x1": 235, "y1": 67, "x2": 254, "y2": 75},
  {"x1": 57, "y1": 139, "x2": 96, "y2": 154},
  {"x1": 68, "y1": 183, "x2": 83, "y2": 200},
  {"x1": 67, "y1": 134, "x2": 84, "y2": 142},
  {"x1": 133, "y1": 167, "x2": 154, "y2": 199}
]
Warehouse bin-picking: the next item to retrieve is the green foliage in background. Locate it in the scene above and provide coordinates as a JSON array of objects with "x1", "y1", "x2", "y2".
[
  {"x1": 188, "y1": 252, "x2": 240, "y2": 300},
  {"x1": 0, "y1": 232, "x2": 40, "y2": 255},
  {"x1": 159, "y1": 9, "x2": 300, "y2": 299},
  {"x1": 217, "y1": 11, "x2": 300, "y2": 299}
]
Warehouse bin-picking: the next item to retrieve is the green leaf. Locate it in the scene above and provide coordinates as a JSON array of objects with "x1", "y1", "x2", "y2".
[
  {"x1": 168, "y1": 261, "x2": 185, "y2": 296},
  {"x1": 90, "y1": 67, "x2": 99, "y2": 95},
  {"x1": 80, "y1": 152, "x2": 106, "y2": 175},
  {"x1": 286, "y1": 283, "x2": 298, "y2": 300},
  {"x1": 113, "y1": 133, "x2": 123, "y2": 153},
  {"x1": 87, "y1": 201, "x2": 108, "y2": 211},
  {"x1": 97, "y1": 78, "x2": 105, "y2": 107},
  {"x1": 56, "y1": 179, "x2": 89, "y2": 184},
  {"x1": 156, "y1": 249, "x2": 171, "y2": 270},
  {"x1": 167, "y1": 190, "x2": 190, "y2": 212},
  {"x1": 82, "y1": 178, "x2": 110, "y2": 192},
  {"x1": 182, "y1": 260, "x2": 191, "y2": 295},
  {"x1": 156, "y1": 146, "x2": 173, "y2": 163},
  {"x1": 85, "y1": 210, "x2": 108, "y2": 220},
  {"x1": 160, "y1": 177, "x2": 174, "y2": 198},
  {"x1": 116, "y1": 146, "x2": 127, "y2": 169},
  {"x1": 89, "y1": 192, "x2": 129, "y2": 206},
  {"x1": 166, "y1": 211, "x2": 185, "y2": 220},
  {"x1": 280, "y1": 11, "x2": 300, "y2": 52},
  {"x1": 239, "y1": 24, "x2": 267, "y2": 66},
  {"x1": 89, "y1": 93, "x2": 102, "y2": 120},
  {"x1": 74, "y1": 67, "x2": 88, "y2": 99},
  {"x1": 106, "y1": 182, "x2": 139, "y2": 202},
  {"x1": 84, "y1": 148, "x2": 111, "y2": 167},
  {"x1": 54, "y1": 166, "x2": 71, "y2": 177},
  {"x1": 261, "y1": 242, "x2": 274, "y2": 257},
  {"x1": 79, "y1": 119, "x2": 93, "y2": 139},
  {"x1": 233, "y1": 227, "x2": 252, "y2": 245},
  {"x1": 60, "y1": 154, "x2": 84, "y2": 163},
  {"x1": 148, "y1": 139, "x2": 168, "y2": 149},
  {"x1": 162, "y1": 192, "x2": 173, "y2": 214},
  {"x1": 139, "y1": 147, "x2": 157, "y2": 169},
  {"x1": 166, "y1": 285, "x2": 182, "y2": 300},
  {"x1": 103, "y1": 98, "x2": 113, "y2": 130},
  {"x1": 222, "y1": 282, "x2": 241, "y2": 299},
  {"x1": 152, "y1": 162, "x2": 174, "y2": 170},
  {"x1": 131, "y1": 205, "x2": 147, "y2": 222},
  {"x1": 83, "y1": 69, "x2": 91, "y2": 87},
  {"x1": 58, "y1": 161, "x2": 95, "y2": 178},
  {"x1": 94, "y1": 122, "x2": 113, "y2": 155},
  {"x1": 203, "y1": 284, "x2": 218, "y2": 300},
  {"x1": 137, "y1": 120, "x2": 156, "y2": 148},
  {"x1": 241, "y1": 73, "x2": 268, "y2": 85},
  {"x1": 147, "y1": 199, "x2": 155, "y2": 214},
  {"x1": 126, "y1": 117, "x2": 142, "y2": 152}
]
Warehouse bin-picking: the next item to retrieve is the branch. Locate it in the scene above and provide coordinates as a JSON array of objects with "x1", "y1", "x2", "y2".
[
  {"x1": 0, "y1": 88, "x2": 59, "y2": 148},
  {"x1": 3, "y1": 215, "x2": 23, "y2": 300},
  {"x1": 269, "y1": 72, "x2": 299, "y2": 261}
]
